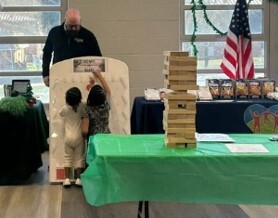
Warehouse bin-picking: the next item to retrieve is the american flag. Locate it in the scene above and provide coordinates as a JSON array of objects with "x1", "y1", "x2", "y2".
[{"x1": 220, "y1": 0, "x2": 254, "y2": 79}]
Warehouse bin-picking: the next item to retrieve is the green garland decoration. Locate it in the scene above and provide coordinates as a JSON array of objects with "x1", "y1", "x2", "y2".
[
  {"x1": 190, "y1": 0, "x2": 228, "y2": 56},
  {"x1": 190, "y1": 0, "x2": 198, "y2": 56},
  {"x1": 198, "y1": 0, "x2": 227, "y2": 37},
  {"x1": 0, "y1": 96, "x2": 28, "y2": 117},
  {"x1": 189, "y1": 0, "x2": 277, "y2": 56}
]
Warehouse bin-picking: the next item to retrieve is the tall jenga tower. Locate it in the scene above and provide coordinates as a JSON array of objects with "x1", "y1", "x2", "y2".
[{"x1": 163, "y1": 51, "x2": 198, "y2": 148}]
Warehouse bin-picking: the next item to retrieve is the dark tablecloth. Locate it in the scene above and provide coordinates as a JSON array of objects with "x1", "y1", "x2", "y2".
[
  {"x1": 131, "y1": 96, "x2": 278, "y2": 134},
  {"x1": 0, "y1": 100, "x2": 49, "y2": 185}
]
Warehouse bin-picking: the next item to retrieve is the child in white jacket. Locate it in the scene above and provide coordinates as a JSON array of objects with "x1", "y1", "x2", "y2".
[{"x1": 60, "y1": 87, "x2": 87, "y2": 187}]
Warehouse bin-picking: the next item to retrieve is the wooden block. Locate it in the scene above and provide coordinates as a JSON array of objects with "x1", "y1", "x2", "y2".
[
  {"x1": 163, "y1": 111, "x2": 195, "y2": 121},
  {"x1": 164, "y1": 83, "x2": 199, "y2": 91},
  {"x1": 163, "y1": 119, "x2": 196, "y2": 130},
  {"x1": 163, "y1": 51, "x2": 189, "y2": 57},
  {"x1": 163, "y1": 117, "x2": 196, "y2": 129},
  {"x1": 164, "y1": 137, "x2": 196, "y2": 148},
  {"x1": 164, "y1": 98, "x2": 196, "y2": 107},
  {"x1": 165, "y1": 103, "x2": 196, "y2": 111},
  {"x1": 164, "y1": 74, "x2": 196, "y2": 82},
  {"x1": 186, "y1": 143, "x2": 197, "y2": 148},
  {"x1": 166, "y1": 114, "x2": 195, "y2": 121},
  {"x1": 166, "y1": 108, "x2": 196, "y2": 115},
  {"x1": 166, "y1": 103, "x2": 196, "y2": 110},
  {"x1": 164, "y1": 60, "x2": 197, "y2": 67},
  {"x1": 167, "y1": 118, "x2": 195, "y2": 124},
  {"x1": 163, "y1": 69, "x2": 197, "y2": 76},
  {"x1": 164, "y1": 59, "x2": 197, "y2": 67},
  {"x1": 166, "y1": 129, "x2": 196, "y2": 135},
  {"x1": 165, "y1": 143, "x2": 186, "y2": 148},
  {"x1": 163, "y1": 76, "x2": 197, "y2": 84},
  {"x1": 164, "y1": 98, "x2": 196, "y2": 110},
  {"x1": 165, "y1": 143, "x2": 196, "y2": 148},
  {"x1": 164, "y1": 81, "x2": 198, "y2": 89},
  {"x1": 167, "y1": 137, "x2": 196, "y2": 144},
  {"x1": 164, "y1": 121, "x2": 196, "y2": 129},
  {"x1": 164, "y1": 56, "x2": 197, "y2": 62},
  {"x1": 164, "y1": 64, "x2": 197, "y2": 72},
  {"x1": 164, "y1": 78, "x2": 197, "y2": 86},
  {"x1": 166, "y1": 127, "x2": 196, "y2": 133},
  {"x1": 166, "y1": 137, "x2": 196, "y2": 144},
  {"x1": 164, "y1": 137, "x2": 185, "y2": 148},
  {"x1": 166, "y1": 132, "x2": 196, "y2": 139},
  {"x1": 164, "y1": 98, "x2": 196, "y2": 104},
  {"x1": 164, "y1": 93, "x2": 196, "y2": 100},
  {"x1": 170, "y1": 81, "x2": 197, "y2": 86}
]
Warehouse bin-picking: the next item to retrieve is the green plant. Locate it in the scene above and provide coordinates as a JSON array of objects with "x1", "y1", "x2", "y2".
[
  {"x1": 0, "y1": 96, "x2": 28, "y2": 117},
  {"x1": 24, "y1": 84, "x2": 34, "y2": 101}
]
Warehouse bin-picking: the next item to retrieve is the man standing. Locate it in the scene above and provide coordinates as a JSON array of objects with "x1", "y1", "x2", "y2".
[{"x1": 42, "y1": 8, "x2": 102, "y2": 86}]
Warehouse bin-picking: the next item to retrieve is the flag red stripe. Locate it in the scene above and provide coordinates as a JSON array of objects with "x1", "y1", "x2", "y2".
[
  {"x1": 220, "y1": 63, "x2": 236, "y2": 79},
  {"x1": 221, "y1": 31, "x2": 239, "y2": 77},
  {"x1": 220, "y1": 0, "x2": 254, "y2": 79},
  {"x1": 226, "y1": 35, "x2": 238, "y2": 53},
  {"x1": 223, "y1": 48, "x2": 237, "y2": 67},
  {"x1": 242, "y1": 38, "x2": 254, "y2": 78}
]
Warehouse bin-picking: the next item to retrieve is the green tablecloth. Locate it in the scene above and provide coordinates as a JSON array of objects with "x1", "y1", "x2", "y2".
[{"x1": 82, "y1": 134, "x2": 278, "y2": 206}]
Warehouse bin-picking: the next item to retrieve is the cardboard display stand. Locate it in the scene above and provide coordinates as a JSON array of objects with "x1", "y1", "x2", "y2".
[{"x1": 49, "y1": 56, "x2": 130, "y2": 183}]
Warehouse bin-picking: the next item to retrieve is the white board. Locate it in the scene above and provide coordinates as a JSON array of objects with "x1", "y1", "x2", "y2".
[{"x1": 49, "y1": 56, "x2": 130, "y2": 183}]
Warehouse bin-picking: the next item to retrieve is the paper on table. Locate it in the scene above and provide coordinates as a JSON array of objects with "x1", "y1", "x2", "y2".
[
  {"x1": 225, "y1": 144, "x2": 269, "y2": 153},
  {"x1": 195, "y1": 133, "x2": 235, "y2": 142},
  {"x1": 144, "y1": 88, "x2": 160, "y2": 101}
]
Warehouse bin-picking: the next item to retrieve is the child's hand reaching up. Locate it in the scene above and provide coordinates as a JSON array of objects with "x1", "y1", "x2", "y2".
[
  {"x1": 86, "y1": 75, "x2": 95, "y2": 91},
  {"x1": 86, "y1": 68, "x2": 102, "y2": 91},
  {"x1": 92, "y1": 68, "x2": 111, "y2": 99},
  {"x1": 92, "y1": 68, "x2": 102, "y2": 79}
]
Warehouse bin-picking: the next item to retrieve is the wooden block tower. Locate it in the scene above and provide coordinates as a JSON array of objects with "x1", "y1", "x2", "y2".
[{"x1": 163, "y1": 51, "x2": 198, "y2": 148}]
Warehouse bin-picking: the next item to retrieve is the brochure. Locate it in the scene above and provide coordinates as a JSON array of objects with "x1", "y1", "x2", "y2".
[
  {"x1": 195, "y1": 133, "x2": 235, "y2": 142},
  {"x1": 225, "y1": 144, "x2": 269, "y2": 153}
]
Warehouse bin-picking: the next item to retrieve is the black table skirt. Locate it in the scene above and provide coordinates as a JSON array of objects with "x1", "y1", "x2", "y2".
[
  {"x1": 0, "y1": 100, "x2": 49, "y2": 185},
  {"x1": 131, "y1": 96, "x2": 278, "y2": 134}
]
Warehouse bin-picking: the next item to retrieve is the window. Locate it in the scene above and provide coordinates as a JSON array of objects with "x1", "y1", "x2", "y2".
[
  {"x1": 180, "y1": 0, "x2": 269, "y2": 86},
  {"x1": 0, "y1": 0, "x2": 68, "y2": 103}
]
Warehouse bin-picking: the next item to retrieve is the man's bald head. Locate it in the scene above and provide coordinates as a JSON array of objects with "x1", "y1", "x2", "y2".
[{"x1": 65, "y1": 8, "x2": 81, "y2": 25}]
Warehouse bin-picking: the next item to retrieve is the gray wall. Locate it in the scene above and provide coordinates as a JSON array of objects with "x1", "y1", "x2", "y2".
[
  {"x1": 69, "y1": 0, "x2": 179, "y2": 107},
  {"x1": 69, "y1": 0, "x2": 278, "y2": 108}
]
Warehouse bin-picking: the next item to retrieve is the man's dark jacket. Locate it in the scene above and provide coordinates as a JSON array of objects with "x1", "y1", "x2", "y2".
[{"x1": 42, "y1": 23, "x2": 102, "y2": 77}]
